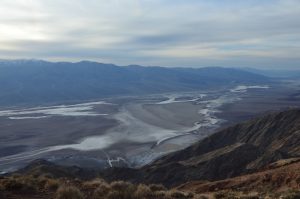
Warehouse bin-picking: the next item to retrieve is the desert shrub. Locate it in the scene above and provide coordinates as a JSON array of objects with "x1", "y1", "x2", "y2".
[
  {"x1": 11, "y1": 174, "x2": 22, "y2": 179},
  {"x1": 109, "y1": 181, "x2": 136, "y2": 199},
  {"x1": 280, "y1": 190, "x2": 300, "y2": 199},
  {"x1": 106, "y1": 190, "x2": 122, "y2": 199},
  {"x1": 186, "y1": 192, "x2": 194, "y2": 198},
  {"x1": 83, "y1": 178, "x2": 107, "y2": 190},
  {"x1": 44, "y1": 179, "x2": 60, "y2": 191},
  {"x1": 134, "y1": 184, "x2": 152, "y2": 199},
  {"x1": 110, "y1": 181, "x2": 135, "y2": 191},
  {"x1": 2, "y1": 177, "x2": 36, "y2": 193},
  {"x1": 214, "y1": 190, "x2": 238, "y2": 199},
  {"x1": 239, "y1": 195, "x2": 259, "y2": 199},
  {"x1": 195, "y1": 195, "x2": 209, "y2": 199},
  {"x1": 2, "y1": 178, "x2": 22, "y2": 191},
  {"x1": 149, "y1": 184, "x2": 167, "y2": 192},
  {"x1": 37, "y1": 176, "x2": 49, "y2": 186},
  {"x1": 41, "y1": 173, "x2": 55, "y2": 179},
  {"x1": 168, "y1": 190, "x2": 192, "y2": 199},
  {"x1": 93, "y1": 183, "x2": 111, "y2": 199},
  {"x1": 296, "y1": 177, "x2": 300, "y2": 185},
  {"x1": 56, "y1": 185, "x2": 83, "y2": 199},
  {"x1": 152, "y1": 190, "x2": 168, "y2": 198}
]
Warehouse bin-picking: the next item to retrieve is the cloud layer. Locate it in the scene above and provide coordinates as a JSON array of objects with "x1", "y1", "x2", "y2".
[{"x1": 0, "y1": 0, "x2": 299, "y2": 68}]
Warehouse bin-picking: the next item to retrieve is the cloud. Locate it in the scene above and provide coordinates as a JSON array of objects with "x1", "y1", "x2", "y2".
[{"x1": 0, "y1": 0, "x2": 299, "y2": 69}]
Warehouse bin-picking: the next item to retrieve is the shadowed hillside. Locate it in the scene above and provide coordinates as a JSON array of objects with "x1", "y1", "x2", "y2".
[{"x1": 139, "y1": 109, "x2": 300, "y2": 186}]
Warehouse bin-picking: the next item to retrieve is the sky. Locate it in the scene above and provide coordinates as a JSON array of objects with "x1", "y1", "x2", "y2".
[{"x1": 0, "y1": 0, "x2": 299, "y2": 69}]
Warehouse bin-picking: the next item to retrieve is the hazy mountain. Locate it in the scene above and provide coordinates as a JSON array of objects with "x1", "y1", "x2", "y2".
[
  {"x1": 0, "y1": 60, "x2": 269, "y2": 107},
  {"x1": 242, "y1": 67, "x2": 300, "y2": 78}
]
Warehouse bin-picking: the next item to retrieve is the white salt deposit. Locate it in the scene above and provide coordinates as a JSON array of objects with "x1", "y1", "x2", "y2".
[
  {"x1": 0, "y1": 101, "x2": 111, "y2": 119},
  {"x1": 230, "y1": 85, "x2": 270, "y2": 93}
]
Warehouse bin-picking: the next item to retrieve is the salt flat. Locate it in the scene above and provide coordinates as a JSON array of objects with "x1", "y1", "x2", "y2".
[{"x1": 0, "y1": 83, "x2": 299, "y2": 173}]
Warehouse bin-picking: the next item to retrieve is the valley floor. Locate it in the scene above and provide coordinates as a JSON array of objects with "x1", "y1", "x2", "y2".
[{"x1": 0, "y1": 81, "x2": 300, "y2": 174}]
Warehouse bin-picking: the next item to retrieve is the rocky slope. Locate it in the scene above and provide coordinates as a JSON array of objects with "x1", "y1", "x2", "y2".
[
  {"x1": 178, "y1": 158, "x2": 300, "y2": 194},
  {"x1": 139, "y1": 109, "x2": 300, "y2": 186}
]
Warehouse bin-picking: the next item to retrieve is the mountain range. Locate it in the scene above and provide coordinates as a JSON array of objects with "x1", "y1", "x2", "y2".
[{"x1": 0, "y1": 60, "x2": 269, "y2": 107}]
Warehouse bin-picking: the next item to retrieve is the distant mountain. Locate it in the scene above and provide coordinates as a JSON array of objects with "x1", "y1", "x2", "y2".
[
  {"x1": 0, "y1": 60, "x2": 269, "y2": 107},
  {"x1": 242, "y1": 67, "x2": 300, "y2": 78}
]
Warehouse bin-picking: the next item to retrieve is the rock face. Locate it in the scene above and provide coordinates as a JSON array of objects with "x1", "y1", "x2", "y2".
[{"x1": 13, "y1": 109, "x2": 300, "y2": 187}]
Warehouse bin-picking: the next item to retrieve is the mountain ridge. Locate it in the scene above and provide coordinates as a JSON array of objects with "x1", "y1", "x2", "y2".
[
  {"x1": 0, "y1": 60, "x2": 269, "y2": 107},
  {"x1": 137, "y1": 109, "x2": 300, "y2": 186}
]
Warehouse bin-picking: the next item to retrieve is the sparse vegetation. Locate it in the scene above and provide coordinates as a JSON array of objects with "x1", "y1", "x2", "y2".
[
  {"x1": 280, "y1": 190, "x2": 300, "y2": 199},
  {"x1": 0, "y1": 175, "x2": 37, "y2": 193},
  {"x1": 149, "y1": 183, "x2": 167, "y2": 192},
  {"x1": 93, "y1": 183, "x2": 111, "y2": 199},
  {"x1": 168, "y1": 189, "x2": 194, "y2": 199},
  {"x1": 134, "y1": 184, "x2": 152, "y2": 198},
  {"x1": 83, "y1": 178, "x2": 108, "y2": 190},
  {"x1": 213, "y1": 190, "x2": 259, "y2": 199},
  {"x1": 0, "y1": 174, "x2": 200, "y2": 199},
  {"x1": 56, "y1": 185, "x2": 83, "y2": 199},
  {"x1": 44, "y1": 178, "x2": 60, "y2": 191},
  {"x1": 1, "y1": 173, "x2": 299, "y2": 199},
  {"x1": 214, "y1": 191, "x2": 234, "y2": 199}
]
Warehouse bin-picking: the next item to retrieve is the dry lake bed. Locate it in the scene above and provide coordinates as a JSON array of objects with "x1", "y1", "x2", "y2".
[{"x1": 1, "y1": 81, "x2": 300, "y2": 173}]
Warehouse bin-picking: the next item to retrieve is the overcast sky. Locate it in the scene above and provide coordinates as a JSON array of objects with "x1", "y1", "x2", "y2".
[{"x1": 0, "y1": 0, "x2": 299, "y2": 69}]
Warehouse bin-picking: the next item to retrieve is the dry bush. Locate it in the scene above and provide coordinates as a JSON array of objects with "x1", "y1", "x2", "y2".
[
  {"x1": 1, "y1": 177, "x2": 37, "y2": 193},
  {"x1": 2, "y1": 178, "x2": 24, "y2": 191},
  {"x1": 37, "y1": 176, "x2": 49, "y2": 186},
  {"x1": 280, "y1": 190, "x2": 300, "y2": 199},
  {"x1": 168, "y1": 190, "x2": 193, "y2": 199},
  {"x1": 110, "y1": 181, "x2": 135, "y2": 191},
  {"x1": 56, "y1": 185, "x2": 83, "y2": 199},
  {"x1": 44, "y1": 178, "x2": 60, "y2": 191},
  {"x1": 93, "y1": 183, "x2": 111, "y2": 199},
  {"x1": 239, "y1": 195, "x2": 259, "y2": 199},
  {"x1": 40, "y1": 173, "x2": 55, "y2": 179},
  {"x1": 109, "y1": 181, "x2": 136, "y2": 199},
  {"x1": 213, "y1": 190, "x2": 239, "y2": 199},
  {"x1": 134, "y1": 184, "x2": 152, "y2": 199},
  {"x1": 149, "y1": 184, "x2": 167, "y2": 192},
  {"x1": 11, "y1": 174, "x2": 22, "y2": 179},
  {"x1": 83, "y1": 178, "x2": 107, "y2": 190},
  {"x1": 152, "y1": 190, "x2": 170, "y2": 199},
  {"x1": 194, "y1": 195, "x2": 209, "y2": 199},
  {"x1": 106, "y1": 190, "x2": 125, "y2": 199}
]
